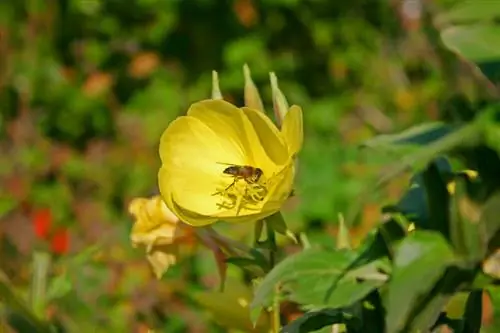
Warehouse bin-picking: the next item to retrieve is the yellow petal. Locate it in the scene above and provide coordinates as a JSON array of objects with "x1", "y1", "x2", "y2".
[
  {"x1": 187, "y1": 100, "x2": 276, "y2": 175},
  {"x1": 281, "y1": 105, "x2": 303, "y2": 157},
  {"x1": 159, "y1": 115, "x2": 246, "y2": 217},
  {"x1": 146, "y1": 245, "x2": 178, "y2": 279},
  {"x1": 131, "y1": 223, "x2": 177, "y2": 249},
  {"x1": 158, "y1": 167, "x2": 218, "y2": 226},
  {"x1": 241, "y1": 107, "x2": 288, "y2": 166},
  {"x1": 129, "y1": 196, "x2": 183, "y2": 249},
  {"x1": 260, "y1": 162, "x2": 295, "y2": 212},
  {"x1": 159, "y1": 115, "x2": 246, "y2": 166}
]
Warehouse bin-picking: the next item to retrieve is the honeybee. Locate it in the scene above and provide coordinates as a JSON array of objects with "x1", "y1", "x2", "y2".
[
  {"x1": 222, "y1": 164, "x2": 263, "y2": 183},
  {"x1": 215, "y1": 163, "x2": 264, "y2": 193}
]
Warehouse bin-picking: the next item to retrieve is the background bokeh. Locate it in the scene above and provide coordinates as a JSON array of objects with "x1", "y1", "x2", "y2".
[{"x1": 0, "y1": 0, "x2": 496, "y2": 332}]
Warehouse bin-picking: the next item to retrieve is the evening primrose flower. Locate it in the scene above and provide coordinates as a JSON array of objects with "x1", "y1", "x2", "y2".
[
  {"x1": 158, "y1": 98, "x2": 303, "y2": 226},
  {"x1": 129, "y1": 195, "x2": 194, "y2": 278}
]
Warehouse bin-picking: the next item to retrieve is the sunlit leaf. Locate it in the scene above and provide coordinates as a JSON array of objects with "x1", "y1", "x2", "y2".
[
  {"x1": 435, "y1": 1, "x2": 500, "y2": 25},
  {"x1": 441, "y1": 25, "x2": 500, "y2": 63}
]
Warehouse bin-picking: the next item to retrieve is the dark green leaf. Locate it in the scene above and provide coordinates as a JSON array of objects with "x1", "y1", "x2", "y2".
[
  {"x1": 387, "y1": 157, "x2": 452, "y2": 228},
  {"x1": 282, "y1": 308, "x2": 357, "y2": 333},
  {"x1": 361, "y1": 122, "x2": 454, "y2": 152},
  {"x1": 355, "y1": 291, "x2": 385, "y2": 333},
  {"x1": 461, "y1": 290, "x2": 483, "y2": 333},
  {"x1": 431, "y1": 313, "x2": 464, "y2": 332},
  {"x1": 422, "y1": 161, "x2": 451, "y2": 237},
  {"x1": 386, "y1": 231, "x2": 457, "y2": 333},
  {"x1": 477, "y1": 61, "x2": 500, "y2": 86}
]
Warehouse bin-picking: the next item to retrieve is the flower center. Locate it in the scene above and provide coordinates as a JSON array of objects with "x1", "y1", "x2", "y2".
[{"x1": 213, "y1": 176, "x2": 269, "y2": 215}]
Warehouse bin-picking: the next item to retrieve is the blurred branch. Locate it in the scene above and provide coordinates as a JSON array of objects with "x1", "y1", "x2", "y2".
[{"x1": 353, "y1": 105, "x2": 394, "y2": 133}]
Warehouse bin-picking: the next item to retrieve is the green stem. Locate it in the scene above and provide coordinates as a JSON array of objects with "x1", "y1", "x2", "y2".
[
  {"x1": 266, "y1": 221, "x2": 280, "y2": 333},
  {"x1": 198, "y1": 226, "x2": 253, "y2": 257},
  {"x1": 30, "y1": 252, "x2": 51, "y2": 318}
]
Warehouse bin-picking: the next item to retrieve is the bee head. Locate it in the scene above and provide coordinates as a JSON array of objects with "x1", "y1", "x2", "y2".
[{"x1": 223, "y1": 166, "x2": 239, "y2": 176}]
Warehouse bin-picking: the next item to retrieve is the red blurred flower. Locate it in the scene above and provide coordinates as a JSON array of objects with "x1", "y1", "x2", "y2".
[
  {"x1": 50, "y1": 229, "x2": 69, "y2": 255},
  {"x1": 32, "y1": 208, "x2": 52, "y2": 239},
  {"x1": 31, "y1": 208, "x2": 70, "y2": 255}
]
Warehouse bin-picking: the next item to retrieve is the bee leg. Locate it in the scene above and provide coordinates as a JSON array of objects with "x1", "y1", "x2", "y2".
[{"x1": 212, "y1": 179, "x2": 236, "y2": 196}]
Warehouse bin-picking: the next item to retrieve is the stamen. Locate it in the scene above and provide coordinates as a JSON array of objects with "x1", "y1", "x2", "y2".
[{"x1": 214, "y1": 177, "x2": 269, "y2": 215}]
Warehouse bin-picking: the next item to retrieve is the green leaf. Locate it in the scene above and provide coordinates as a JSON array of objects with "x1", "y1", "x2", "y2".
[
  {"x1": 251, "y1": 249, "x2": 387, "y2": 310},
  {"x1": 46, "y1": 274, "x2": 72, "y2": 302},
  {"x1": 385, "y1": 231, "x2": 457, "y2": 333},
  {"x1": 408, "y1": 292, "x2": 451, "y2": 333},
  {"x1": 441, "y1": 25, "x2": 500, "y2": 63},
  {"x1": 406, "y1": 266, "x2": 475, "y2": 332},
  {"x1": 435, "y1": 1, "x2": 500, "y2": 25},
  {"x1": 325, "y1": 217, "x2": 407, "y2": 303},
  {"x1": 361, "y1": 122, "x2": 454, "y2": 152}
]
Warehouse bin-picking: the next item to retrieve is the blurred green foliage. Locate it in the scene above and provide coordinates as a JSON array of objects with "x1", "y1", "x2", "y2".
[{"x1": 1, "y1": 0, "x2": 500, "y2": 332}]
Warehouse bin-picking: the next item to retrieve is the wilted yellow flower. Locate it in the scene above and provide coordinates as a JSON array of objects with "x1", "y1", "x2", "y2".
[
  {"x1": 129, "y1": 195, "x2": 194, "y2": 278},
  {"x1": 158, "y1": 99, "x2": 303, "y2": 226}
]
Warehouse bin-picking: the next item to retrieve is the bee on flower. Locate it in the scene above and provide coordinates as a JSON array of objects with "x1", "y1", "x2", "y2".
[{"x1": 157, "y1": 65, "x2": 303, "y2": 226}]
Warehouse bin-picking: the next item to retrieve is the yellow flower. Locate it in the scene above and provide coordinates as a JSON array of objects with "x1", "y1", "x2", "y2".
[
  {"x1": 129, "y1": 195, "x2": 194, "y2": 278},
  {"x1": 158, "y1": 99, "x2": 303, "y2": 226}
]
